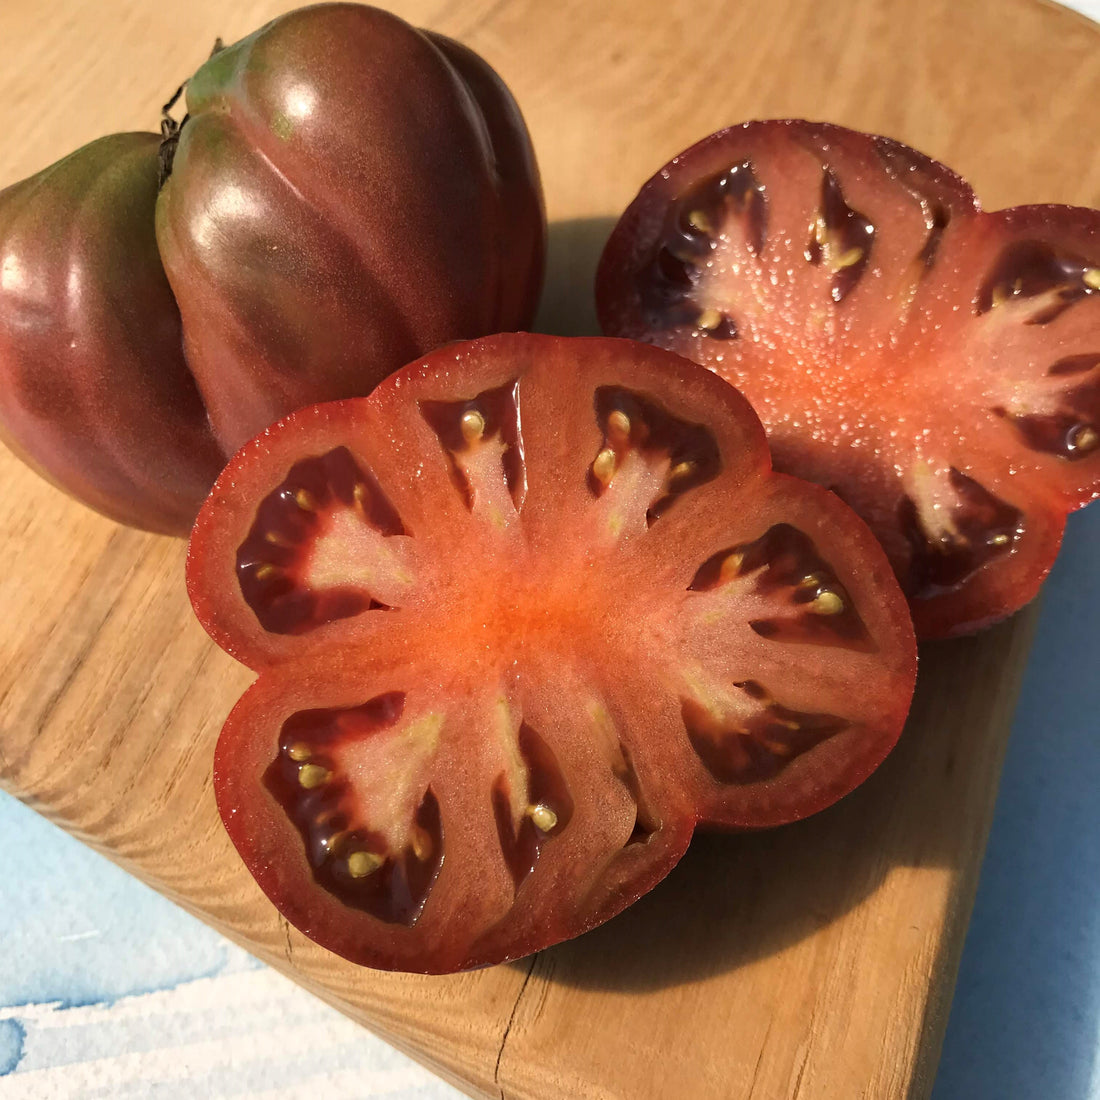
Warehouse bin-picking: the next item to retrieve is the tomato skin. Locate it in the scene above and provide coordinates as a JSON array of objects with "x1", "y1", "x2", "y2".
[
  {"x1": 596, "y1": 119, "x2": 1100, "y2": 637},
  {"x1": 156, "y1": 2, "x2": 546, "y2": 453},
  {"x1": 0, "y1": 134, "x2": 224, "y2": 534},
  {"x1": 189, "y1": 333, "x2": 916, "y2": 973}
]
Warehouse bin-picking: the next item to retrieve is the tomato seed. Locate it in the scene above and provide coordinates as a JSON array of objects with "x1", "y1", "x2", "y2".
[
  {"x1": 298, "y1": 764, "x2": 330, "y2": 789},
  {"x1": 347, "y1": 851, "x2": 383, "y2": 878}
]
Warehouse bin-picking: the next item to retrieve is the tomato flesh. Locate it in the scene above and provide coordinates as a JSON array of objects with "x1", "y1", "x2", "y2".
[
  {"x1": 188, "y1": 334, "x2": 915, "y2": 972},
  {"x1": 596, "y1": 120, "x2": 1100, "y2": 636}
]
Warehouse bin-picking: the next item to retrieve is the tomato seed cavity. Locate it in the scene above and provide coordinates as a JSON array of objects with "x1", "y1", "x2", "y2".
[
  {"x1": 805, "y1": 168, "x2": 875, "y2": 303},
  {"x1": 978, "y1": 240, "x2": 1100, "y2": 324},
  {"x1": 899, "y1": 468, "x2": 1024, "y2": 598},
  {"x1": 641, "y1": 160, "x2": 766, "y2": 333},
  {"x1": 264, "y1": 692, "x2": 445, "y2": 926},
  {"x1": 588, "y1": 386, "x2": 721, "y2": 524},
  {"x1": 420, "y1": 380, "x2": 526, "y2": 511},
  {"x1": 236, "y1": 448, "x2": 408, "y2": 634},
  {"x1": 491, "y1": 721, "x2": 575, "y2": 891},
  {"x1": 681, "y1": 688, "x2": 849, "y2": 785},
  {"x1": 689, "y1": 523, "x2": 872, "y2": 650}
]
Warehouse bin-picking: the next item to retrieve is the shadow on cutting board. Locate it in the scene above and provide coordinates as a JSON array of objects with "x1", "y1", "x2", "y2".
[
  {"x1": 534, "y1": 216, "x2": 617, "y2": 338},
  {"x1": 532, "y1": 216, "x2": 1024, "y2": 996},
  {"x1": 536, "y1": 625, "x2": 1018, "y2": 993}
]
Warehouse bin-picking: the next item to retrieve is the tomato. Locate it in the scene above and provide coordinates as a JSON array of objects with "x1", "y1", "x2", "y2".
[
  {"x1": 0, "y1": 5, "x2": 543, "y2": 536},
  {"x1": 187, "y1": 333, "x2": 915, "y2": 973},
  {"x1": 156, "y1": 2, "x2": 545, "y2": 450},
  {"x1": 596, "y1": 120, "x2": 1100, "y2": 637},
  {"x1": 0, "y1": 133, "x2": 223, "y2": 534}
]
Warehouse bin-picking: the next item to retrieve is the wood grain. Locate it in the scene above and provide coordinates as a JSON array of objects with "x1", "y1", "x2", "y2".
[{"x1": 0, "y1": 0, "x2": 1097, "y2": 1097}]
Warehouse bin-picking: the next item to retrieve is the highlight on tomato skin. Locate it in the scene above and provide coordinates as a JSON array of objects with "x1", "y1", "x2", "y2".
[
  {"x1": 187, "y1": 333, "x2": 917, "y2": 973},
  {"x1": 595, "y1": 119, "x2": 1100, "y2": 638}
]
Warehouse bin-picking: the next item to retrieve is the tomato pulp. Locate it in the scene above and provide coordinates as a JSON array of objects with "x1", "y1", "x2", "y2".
[{"x1": 188, "y1": 334, "x2": 915, "y2": 972}]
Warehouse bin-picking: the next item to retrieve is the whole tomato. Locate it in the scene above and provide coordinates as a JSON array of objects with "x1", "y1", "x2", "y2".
[
  {"x1": 156, "y1": 2, "x2": 546, "y2": 450},
  {"x1": 0, "y1": 4, "x2": 545, "y2": 535},
  {"x1": 0, "y1": 133, "x2": 224, "y2": 534}
]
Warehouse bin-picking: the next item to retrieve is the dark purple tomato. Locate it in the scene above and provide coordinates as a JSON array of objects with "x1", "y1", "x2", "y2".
[
  {"x1": 156, "y1": 2, "x2": 546, "y2": 451},
  {"x1": 0, "y1": 4, "x2": 545, "y2": 535},
  {"x1": 0, "y1": 133, "x2": 223, "y2": 534},
  {"x1": 188, "y1": 333, "x2": 916, "y2": 972}
]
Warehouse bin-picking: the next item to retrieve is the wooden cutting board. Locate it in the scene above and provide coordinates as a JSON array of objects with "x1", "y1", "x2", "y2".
[{"x1": 1, "y1": 0, "x2": 1097, "y2": 1096}]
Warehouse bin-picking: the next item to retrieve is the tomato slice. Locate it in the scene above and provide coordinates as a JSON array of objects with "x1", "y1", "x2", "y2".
[
  {"x1": 188, "y1": 334, "x2": 915, "y2": 972},
  {"x1": 596, "y1": 120, "x2": 1100, "y2": 637}
]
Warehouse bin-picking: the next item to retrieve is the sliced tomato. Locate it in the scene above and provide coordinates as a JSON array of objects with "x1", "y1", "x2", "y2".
[
  {"x1": 596, "y1": 120, "x2": 1100, "y2": 637},
  {"x1": 187, "y1": 334, "x2": 915, "y2": 973}
]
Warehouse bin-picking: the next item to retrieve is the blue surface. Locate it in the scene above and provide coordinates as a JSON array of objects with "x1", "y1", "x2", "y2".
[
  {"x1": 0, "y1": 795, "x2": 250, "y2": 1012},
  {"x1": 934, "y1": 506, "x2": 1100, "y2": 1100},
  {"x1": 0, "y1": 792, "x2": 457, "y2": 1097},
  {"x1": 0, "y1": 1020, "x2": 25, "y2": 1077}
]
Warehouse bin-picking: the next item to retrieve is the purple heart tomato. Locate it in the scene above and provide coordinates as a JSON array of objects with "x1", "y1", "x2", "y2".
[{"x1": 156, "y1": 2, "x2": 546, "y2": 450}]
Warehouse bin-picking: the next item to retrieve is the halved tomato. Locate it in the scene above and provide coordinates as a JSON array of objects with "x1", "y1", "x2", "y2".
[
  {"x1": 187, "y1": 333, "x2": 915, "y2": 973},
  {"x1": 596, "y1": 120, "x2": 1100, "y2": 637}
]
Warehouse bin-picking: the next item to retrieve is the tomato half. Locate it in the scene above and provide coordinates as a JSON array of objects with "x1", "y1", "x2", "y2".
[
  {"x1": 188, "y1": 334, "x2": 915, "y2": 973},
  {"x1": 596, "y1": 120, "x2": 1100, "y2": 637}
]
